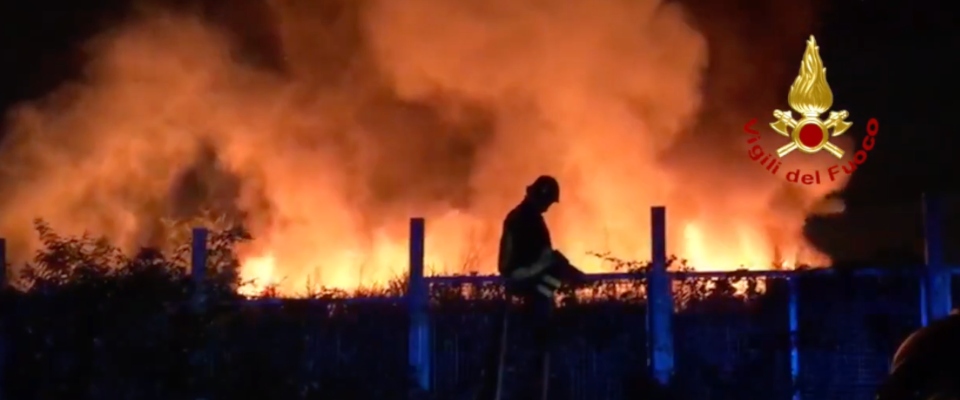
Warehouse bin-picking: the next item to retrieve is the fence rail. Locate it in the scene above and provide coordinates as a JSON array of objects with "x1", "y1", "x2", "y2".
[
  {"x1": 393, "y1": 195, "x2": 952, "y2": 398},
  {"x1": 0, "y1": 195, "x2": 954, "y2": 400}
]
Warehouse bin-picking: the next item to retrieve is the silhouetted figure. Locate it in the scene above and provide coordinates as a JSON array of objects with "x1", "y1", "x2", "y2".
[
  {"x1": 877, "y1": 309, "x2": 960, "y2": 400},
  {"x1": 476, "y1": 175, "x2": 577, "y2": 400}
]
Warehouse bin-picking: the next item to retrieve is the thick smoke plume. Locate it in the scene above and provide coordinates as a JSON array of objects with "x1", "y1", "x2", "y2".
[{"x1": 0, "y1": 0, "x2": 847, "y2": 294}]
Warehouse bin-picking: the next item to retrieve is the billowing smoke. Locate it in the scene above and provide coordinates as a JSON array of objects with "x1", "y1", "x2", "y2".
[{"x1": 0, "y1": 0, "x2": 849, "y2": 294}]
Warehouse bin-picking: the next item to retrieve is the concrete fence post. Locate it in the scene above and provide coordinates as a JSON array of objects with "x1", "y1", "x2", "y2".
[
  {"x1": 0, "y1": 238, "x2": 6, "y2": 289},
  {"x1": 407, "y1": 217, "x2": 431, "y2": 391},
  {"x1": 191, "y1": 227, "x2": 208, "y2": 311},
  {"x1": 787, "y1": 276, "x2": 801, "y2": 400},
  {"x1": 0, "y1": 238, "x2": 5, "y2": 400},
  {"x1": 647, "y1": 206, "x2": 675, "y2": 385},
  {"x1": 922, "y1": 193, "x2": 951, "y2": 324}
]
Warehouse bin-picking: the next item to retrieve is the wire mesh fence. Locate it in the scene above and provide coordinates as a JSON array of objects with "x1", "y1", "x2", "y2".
[
  {"x1": 796, "y1": 273, "x2": 920, "y2": 400},
  {"x1": 428, "y1": 278, "x2": 650, "y2": 400},
  {"x1": 421, "y1": 269, "x2": 930, "y2": 400},
  {"x1": 0, "y1": 270, "x2": 939, "y2": 400},
  {"x1": 672, "y1": 275, "x2": 793, "y2": 400}
]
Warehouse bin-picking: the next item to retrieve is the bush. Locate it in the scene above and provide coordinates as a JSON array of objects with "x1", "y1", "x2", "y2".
[{"x1": 0, "y1": 221, "x2": 776, "y2": 400}]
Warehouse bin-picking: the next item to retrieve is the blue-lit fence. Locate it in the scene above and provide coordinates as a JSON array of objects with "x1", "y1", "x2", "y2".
[
  {"x1": 397, "y1": 196, "x2": 953, "y2": 399},
  {"x1": 0, "y1": 196, "x2": 953, "y2": 400}
]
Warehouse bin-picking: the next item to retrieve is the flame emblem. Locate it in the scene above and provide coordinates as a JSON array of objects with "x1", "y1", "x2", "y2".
[{"x1": 771, "y1": 36, "x2": 852, "y2": 159}]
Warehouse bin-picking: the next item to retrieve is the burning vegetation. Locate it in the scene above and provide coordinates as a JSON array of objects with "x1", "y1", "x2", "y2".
[{"x1": 0, "y1": 0, "x2": 847, "y2": 297}]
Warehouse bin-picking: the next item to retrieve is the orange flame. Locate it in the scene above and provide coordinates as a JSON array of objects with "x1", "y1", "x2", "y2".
[{"x1": 0, "y1": 1, "x2": 847, "y2": 298}]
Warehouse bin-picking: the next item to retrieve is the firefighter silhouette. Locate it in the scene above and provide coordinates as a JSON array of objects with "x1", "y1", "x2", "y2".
[{"x1": 476, "y1": 175, "x2": 585, "y2": 400}]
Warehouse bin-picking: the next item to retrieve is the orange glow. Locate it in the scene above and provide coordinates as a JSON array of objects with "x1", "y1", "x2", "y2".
[
  {"x1": 0, "y1": 0, "x2": 848, "y2": 297},
  {"x1": 238, "y1": 253, "x2": 280, "y2": 297}
]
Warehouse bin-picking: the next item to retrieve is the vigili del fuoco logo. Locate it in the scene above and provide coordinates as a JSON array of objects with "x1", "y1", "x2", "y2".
[{"x1": 743, "y1": 35, "x2": 879, "y2": 185}]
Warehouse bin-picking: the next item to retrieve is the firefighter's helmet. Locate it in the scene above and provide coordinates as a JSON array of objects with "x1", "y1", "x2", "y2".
[{"x1": 527, "y1": 175, "x2": 560, "y2": 204}]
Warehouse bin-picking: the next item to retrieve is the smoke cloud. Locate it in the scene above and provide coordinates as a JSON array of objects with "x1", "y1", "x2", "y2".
[{"x1": 0, "y1": 0, "x2": 847, "y2": 293}]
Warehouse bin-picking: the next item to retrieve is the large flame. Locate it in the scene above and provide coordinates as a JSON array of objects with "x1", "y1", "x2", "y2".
[{"x1": 0, "y1": 0, "x2": 847, "y2": 297}]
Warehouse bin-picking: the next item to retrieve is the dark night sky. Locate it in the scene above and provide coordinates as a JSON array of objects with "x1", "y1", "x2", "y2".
[
  {"x1": 0, "y1": 0, "x2": 957, "y2": 265},
  {"x1": 796, "y1": 0, "x2": 959, "y2": 265}
]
